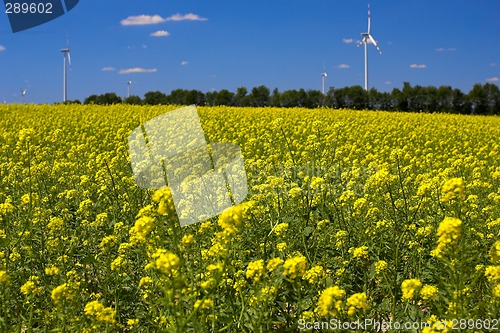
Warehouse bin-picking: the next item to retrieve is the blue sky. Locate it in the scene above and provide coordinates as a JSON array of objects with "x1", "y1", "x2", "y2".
[{"x1": 0, "y1": 0, "x2": 499, "y2": 104}]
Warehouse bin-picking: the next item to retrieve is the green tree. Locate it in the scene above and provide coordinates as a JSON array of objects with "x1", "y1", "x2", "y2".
[
  {"x1": 144, "y1": 91, "x2": 168, "y2": 105},
  {"x1": 234, "y1": 87, "x2": 250, "y2": 106},
  {"x1": 124, "y1": 95, "x2": 142, "y2": 105},
  {"x1": 468, "y1": 83, "x2": 488, "y2": 114},
  {"x1": 250, "y1": 85, "x2": 271, "y2": 106}
]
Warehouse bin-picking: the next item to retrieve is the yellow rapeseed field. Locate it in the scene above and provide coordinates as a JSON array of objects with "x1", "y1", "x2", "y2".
[{"x1": 0, "y1": 104, "x2": 499, "y2": 332}]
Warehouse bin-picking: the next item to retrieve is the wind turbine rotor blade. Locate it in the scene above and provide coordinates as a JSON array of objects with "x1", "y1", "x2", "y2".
[
  {"x1": 368, "y1": 34, "x2": 382, "y2": 55},
  {"x1": 67, "y1": 51, "x2": 71, "y2": 67},
  {"x1": 367, "y1": 2, "x2": 371, "y2": 34}
]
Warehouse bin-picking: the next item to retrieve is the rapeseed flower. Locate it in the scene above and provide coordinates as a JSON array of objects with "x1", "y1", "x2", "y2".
[
  {"x1": 315, "y1": 286, "x2": 345, "y2": 316},
  {"x1": 441, "y1": 178, "x2": 465, "y2": 202},
  {"x1": 84, "y1": 300, "x2": 116, "y2": 325},
  {"x1": 302, "y1": 265, "x2": 324, "y2": 284},
  {"x1": 152, "y1": 187, "x2": 175, "y2": 216},
  {"x1": 267, "y1": 258, "x2": 284, "y2": 272},
  {"x1": 273, "y1": 223, "x2": 289, "y2": 236},
  {"x1": 129, "y1": 216, "x2": 155, "y2": 244},
  {"x1": 194, "y1": 298, "x2": 214, "y2": 310},
  {"x1": 432, "y1": 217, "x2": 462, "y2": 258},
  {"x1": 349, "y1": 246, "x2": 369, "y2": 260},
  {"x1": 20, "y1": 276, "x2": 42, "y2": 296},
  {"x1": 45, "y1": 266, "x2": 60, "y2": 276},
  {"x1": 51, "y1": 283, "x2": 75, "y2": 305},
  {"x1": 246, "y1": 259, "x2": 265, "y2": 282},
  {"x1": 145, "y1": 249, "x2": 180, "y2": 276},
  {"x1": 485, "y1": 265, "x2": 500, "y2": 282},
  {"x1": 276, "y1": 242, "x2": 288, "y2": 252},
  {"x1": 346, "y1": 292, "x2": 370, "y2": 316},
  {"x1": 490, "y1": 241, "x2": 500, "y2": 263},
  {"x1": 374, "y1": 260, "x2": 388, "y2": 275},
  {"x1": 401, "y1": 278, "x2": 422, "y2": 300},
  {"x1": 420, "y1": 285, "x2": 439, "y2": 300},
  {"x1": 0, "y1": 270, "x2": 10, "y2": 285},
  {"x1": 283, "y1": 255, "x2": 307, "y2": 279},
  {"x1": 218, "y1": 205, "x2": 244, "y2": 235}
]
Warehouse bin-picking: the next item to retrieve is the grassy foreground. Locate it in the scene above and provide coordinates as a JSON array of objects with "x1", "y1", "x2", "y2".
[{"x1": 0, "y1": 104, "x2": 499, "y2": 332}]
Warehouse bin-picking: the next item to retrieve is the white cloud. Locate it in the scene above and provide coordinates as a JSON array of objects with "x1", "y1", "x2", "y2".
[
  {"x1": 337, "y1": 64, "x2": 350, "y2": 69},
  {"x1": 181, "y1": 61, "x2": 189, "y2": 66},
  {"x1": 119, "y1": 68, "x2": 158, "y2": 75},
  {"x1": 385, "y1": 81, "x2": 392, "y2": 85},
  {"x1": 486, "y1": 77, "x2": 499, "y2": 82},
  {"x1": 410, "y1": 64, "x2": 427, "y2": 69},
  {"x1": 0, "y1": 45, "x2": 5, "y2": 52},
  {"x1": 150, "y1": 30, "x2": 170, "y2": 37},
  {"x1": 102, "y1": 67, "x2": 116, "y2": 71},
  {"x1": 436, "y1": 47, "x2": 457, "y2": 52},
  {"x1": 166, "y1": 13, "x2": 208, "y2": 21},
  {"x1": 342, "y1": 38, "x2": 353, "y2": 44},
  {"x1": 121, "y1": 15, "x2": 166, "y2": 26},
  {"x1": 490, "y1": 63, "x2": 499, "y2": 67}
]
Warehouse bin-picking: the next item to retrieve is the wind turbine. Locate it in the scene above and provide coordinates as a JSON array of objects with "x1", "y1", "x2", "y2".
[
  {"x1": 61, "y1": 43, "x2": 71, "y2": 102},
  {"x1": 21, "y1": 88, "x2": 27, "y2": 104},
  {"x1": 321, "y1": 73, "x2": 328, "y2": 95},
  {"x1": 127, "y1": 81, "x2": 132, "y2": 98},
  {"x1": 357, "y1": 1, "x2": 382, "y2": 91}
]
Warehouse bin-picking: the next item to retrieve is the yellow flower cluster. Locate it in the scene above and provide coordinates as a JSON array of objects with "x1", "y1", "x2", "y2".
[
  {"x1": 129, "y1": 216, "x2": 156, "y2": 245},
  {"x1": 441, "y1": 178, "x2": 465, "y2": 202},
  {"x1": 84, "y1": 300, "x2": 116, "y2": 325},
  {"x1": 246, "y1": 259, "x2": 265, "y2": 282},
  {"x1": 20, "y1": 276, "x2": 41, "y2": 296},
  {"x1": 218, "y1": 205, "x2": 244, "y2": 235},
  {"x1": 490, "y1": 241, "x2": 500, "y2": 263},
  {"x1": 51, "y1": 283, "x2": 76, "y2": 305},
  {"x1": 432, "y1": 217, "x2": 462, "y2": 258},
  {"x1": 194, "y1": 298, "x2": 214, "y2": 310},
  {"x1": 315, "y1": 286, "x2": 345, "y2": 316},
  {"x1": 111, "y1": 255, "x2": 128, "y2": 272},
  {"x1": 0, "y1": 270, "x2": 10, "y2": 285},
  {"x1": 45, "y1": 266, "x2": 60, "y2": 276},
  {"x1": 334, "y1": 230, "x2": 347, "y2": 249},
  {"x1": 349, "y1": 246, "x2": 369, "y2": 260},
  {"x1": 267, "y1": 258, "x2": 284, "y2": 272},
  {"x1": 302, "y1": 265, "x2": 324, "y2": 284},
  {"x1": 420, "y1": 285, "x2": 439, "y2": 300},
  {"x1": 99, "y1": 235, "x2": 117, "y2": 250},
  {"x1": 346, "y1": 292, "x2": 370, "y2": 316},
  {"x1": 273, "y1": 223, "x2": 289, "y2": 236},
  {"x1": 283, "y1": 255, "x2": 307, "y2": 279},
  {"x1": 145, "y1": 249, "x2": 180, "y2": 276},
  {"x1": 374, "y1": 260, "x2": 388, "y2": 275},
  {"x1": 152, "y1": 187, "x2": 176, "y2": 216},
  {"x1": 401, "y1": 278, "x2": 422, "y2": 300}
]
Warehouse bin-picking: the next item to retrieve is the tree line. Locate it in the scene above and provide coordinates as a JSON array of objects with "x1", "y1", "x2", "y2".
[{"x1": 75, "y1": 82, "x2": 500, "y2": 115}]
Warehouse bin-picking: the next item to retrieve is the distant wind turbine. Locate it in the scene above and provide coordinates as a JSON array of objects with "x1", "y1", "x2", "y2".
[
  {"x1": 357, "y1": 1, "x2": 382, "y2": 91},
  {"x1": 321, "y1": 73, "x2": 328, "y2": 95},
  {"x1": 61, "y1": 40, "x2": 71, "y2": 102},
  {"x1": 21, "y1": 88, "x2": 27, "y2": 104},
  {"x1": 127, "y1": 81, "x2": 132, "y2": 98}
]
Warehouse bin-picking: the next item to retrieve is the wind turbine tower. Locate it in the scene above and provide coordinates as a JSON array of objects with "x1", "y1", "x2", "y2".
[
  {"x1": 358, "y1": 1, "x2": 382, "y2": 91},
  {"x1": 321, "y1": 72, "x2": 328, "y2": 95},
  {"x1": 21, "y1": 88, "x2": 27, "y2": 104},
  {"x1": 61, "y1": 47, "x2": 71, "y2": 102},
  {"x1": 127, "y1": 81, "x2": 132, "y2": 98}
]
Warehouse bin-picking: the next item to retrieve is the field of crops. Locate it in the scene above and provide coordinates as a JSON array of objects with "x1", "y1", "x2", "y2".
[{"x1": 0, "y1": 104, "x2": 499, "y2": 332}]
